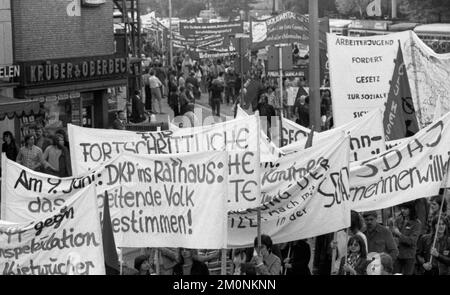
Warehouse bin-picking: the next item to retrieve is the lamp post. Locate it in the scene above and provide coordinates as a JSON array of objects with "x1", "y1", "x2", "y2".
[
  {"x1": 308, "y1": 0, "x2": 321, "y2": 132},
  {"x1": 169, "y1": 0, "x2": 173, "y2": 68}
]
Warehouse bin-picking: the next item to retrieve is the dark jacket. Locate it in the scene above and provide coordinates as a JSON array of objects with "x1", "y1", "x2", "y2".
[
  {"x1": 286, "y1": 240, "x2": 311, "y2": 275},
  {"x1": 394, "y1": 217, "x2": 421, "y2": 259},
  {"x1": 416, "y1": 233, "x2": 450, "y2": 275},
  {"x1": 173, "y1": 260, "x2": 209, "y2": 275},
  {"x1": 364, "y1": 223, "x2": 399, "y2": 261},
  {"x1": 338, "y1": 255, "x2": 369, "y2": 275},
  {"x1": 2, "y1": 142, "x2": 18, "y2": 161}
]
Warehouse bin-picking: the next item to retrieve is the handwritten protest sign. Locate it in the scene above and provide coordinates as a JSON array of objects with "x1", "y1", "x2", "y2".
[
  {"x1": 328, "y1": 31, "x2": 450, "y2": 128},
  {"x1": 103, "y1": 151, "x2": 228, "y2": 248},
  {"x1": 349, "y1": 112, "x2": 450, "y2": 212},
  {"x1": 228, "y1": 132, "x2": 351, "y2": 247},
  {"x1": 0, "y1": 185, "x2": 105, "y2": 275},
  {"x1": 281, "y1": 109, "x2": 385, "y2": 162},
  {"x1": 69, "y1": 116, "x2": 261, "y2": 210}
]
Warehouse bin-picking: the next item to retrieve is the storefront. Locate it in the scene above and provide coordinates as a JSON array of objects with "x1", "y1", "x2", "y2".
[{"x1": 15, "y1": 55, "x2": 129, "y2": 136}]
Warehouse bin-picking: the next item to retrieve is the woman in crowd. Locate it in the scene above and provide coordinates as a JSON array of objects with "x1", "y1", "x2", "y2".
[
  {"x1": 338, "y1": 235, "x2": 369, "y2": 275},
  {"x1": 416, "y1": 216, "x2": 450, "y2": 275},
  {"x1": 283, "y1": 239, "x2": 311, "y2": 275},
  {"x1": 168, "y1": 73, "x2": 180, "y2": 117},
  {"x1": 2, "y1": 131, "x2": 18, "y2": 161},
  {"x1": 173, "y1": 248, "x2": 209, "y2": 275},
  {"x1": 390, "y1": 201, "x2": 422, "y2": 275},
  {"x1": 232, "y1": 249, "x2": 247, "y2": 275},
  {"x1": 42, "y1": 133, "x2": 72, "y2": 177},
  {"x1": 427, "y1": 193, "x2": 450, "y2": 234},
  {"x1": 250, "y1": 234, "x2": 281, "y2": 275},
  {"x1": 134, "y1": 255, "x2": 153, "y2": 275}
]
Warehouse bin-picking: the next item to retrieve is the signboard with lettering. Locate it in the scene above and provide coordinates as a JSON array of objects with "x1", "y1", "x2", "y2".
[
  {"x1": 0, "y1": 65, "x2": 20, "y2": 80},
  {"x1": 18, "y1": 55, "x2": 128, "y2": 87}
]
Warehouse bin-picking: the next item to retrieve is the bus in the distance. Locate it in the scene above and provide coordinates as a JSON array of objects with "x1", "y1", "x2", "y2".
[{"x1": 414, "y1": 23, "x2": 450, "y2": 53}]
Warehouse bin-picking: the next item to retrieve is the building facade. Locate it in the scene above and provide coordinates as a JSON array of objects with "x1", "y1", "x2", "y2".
[{"x1": 11, "y1": 0, "x2": 128, "y2": 142}]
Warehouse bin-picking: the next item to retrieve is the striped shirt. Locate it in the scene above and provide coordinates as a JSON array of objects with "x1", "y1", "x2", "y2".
[{"x1": 197, "y1": 249, "x2": 233, "y2": 275}]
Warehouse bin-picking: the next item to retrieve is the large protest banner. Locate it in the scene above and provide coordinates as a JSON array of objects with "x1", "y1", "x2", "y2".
[
  {"x1": 281, "y1": 109, "x2": 386, "y2": 162},
  {"x1": 0, "y1": 155, "x2": 115, "y2": 222},
  {"x1": 0, "y1": 185, "x2": 105, "y2": 275},
  {"x1": 227, "y1": 132, "x2": 351, "y2": 247},
  {"x1": 103, "y1": 151, "x2": 228, "y2": 249},
  {"x1": 69, "y1": 116, "x2": 261, "y2": 210},
  {"x1": 349, "y1": 112, "x2": 450, "y2": 212},
  {"x1": 328, "y1": 31, "x2": 450, "y2": 128}
]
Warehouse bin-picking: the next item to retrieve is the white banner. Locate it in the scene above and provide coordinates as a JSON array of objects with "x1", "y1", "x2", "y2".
[
  {"x1": 68, "y1": 116, "x2": 259, "y2": 175},
  {"x1": 104, "y1": 151, "x2": 228, "y2": 248},
  {"x1": 328, "y1": 31, "x2": 450, "y2": 128},
  {"x1": 0, "y1": 185, "x2": 105, "y2": 275},
  {"x1": 69, "y1": 116, "x2": 261, "y2": 210},
  {"x1": 281, "y1": 109, "x2": 386, "y2": 162},
  {"x1": 349, "y1": 112, "x2": 450, "y2": 212},
  {"x1": 228, "y1": 132, "x2": 351, "y2": 247},
  {"x1": 2, "y1": 151, "x2": 230, "y2": 249}
]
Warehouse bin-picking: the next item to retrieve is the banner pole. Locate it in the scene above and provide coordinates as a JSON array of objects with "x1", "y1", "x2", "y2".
[
  {"x1": 331, "y1": 232, "x2": 337, "y2": 275},
  {"x1": 278, "y1": 45, "x2": 284, "y2": 148},
  {"x1": 256, "y1": 111, "x2": 262, "y2": 254},
  {"x1": 119, "y1": 248, "x2": 123, "y2": 275},
  {"x1": 283, "y1": 243, "x2": 291, "y2": 275},
  {"x1": 155, "y1": 248, "x2": 160, "y2": 275},
  {"x1": 430, "y1": 160, "x2": 450, "y2": 264},
  {"x1": 221, "y1": 249, "x2": 227, "y2": 275}
]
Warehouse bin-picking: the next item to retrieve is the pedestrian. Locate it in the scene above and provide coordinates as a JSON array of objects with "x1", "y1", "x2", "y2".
[
  {"x1": 186, "y1": 71, "x2": 200, "y2": 101},
  {"x1": 16, "y1": 134, "x2": 45, "y2": 171},
  {"x1": 42, "y1": 133, "x2": 72, "y2": 177},
  {"x1": 168, "y1": 74, "x2": 180, "y2": 117},
  {"x1": 283, "y1": 239, "x2": 311, "y2": 275},
  {"x1": 179, "y1": 86, "x2": 194, "y2": 116},
  {"x1": 250, "y1": 234, "x2": 281, "y2": 275},
  {"x1": 209, "y1": 74, "x2": 224, "y2": 117},
  {"x1": 232, "y1": 249, "x2": 248, "y2": 275},
  {"x1": 338, "y1": 235, "x2": 369, "y2": 275},
  {"x1": 416, "y1": 216, "x2": 450, "y2": 275},
  {"x1": 363, "y1": 211, "x2": 399, "y2": 261},
  {"x1": 142, "y1": 68, "x2": 152, "y2": 112},
  {"x1": 390, "y1": 201, "x2": 421, "y2": 275},
  {"x1": 172, "y1": 248, "x2": 209, "y2": 275},
  {"x1": 134, "y1": 255, "x2": 152, "y2": 275},
  {"x1": 2, "y1": 131, "x2": 19, "y2": 161},
  {"x1": 149, "y1": 70, "x2": 163, "y2": 114},
  {"x1": 426, "y1": 193, "x2": 450, "y2": 234},
  {"x1": 256, "y1": 93, "x2": 276, "y2": 138},
  {"x1": 34, "y1": 125, "x2": 51, "y2": 152},
  {"x1": 158, "y1": 248, "x2": 180, "y2": 275},
  {"x1": 112, "y1": 110, "x2": 127, "y2": 130},
  {"x1": 294, "y1": 95, "x2": 310, "y2": 128},
  {"x1": 131, "y1": 90, "x2": 146, "y2": 123}
]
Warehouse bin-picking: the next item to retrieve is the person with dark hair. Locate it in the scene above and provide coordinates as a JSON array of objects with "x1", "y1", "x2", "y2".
[
  {"x1": 131, "y1": 90, "x2": 146, "y2": 123},
  {"x1": 416, "y1": 216, "x2": 450, "y2": 275},
  {"x1": 294, "y1": 95, "x2": 310, "y2": 128},
  {"x1": 149, "y1": 70, "x2": 163, "y2": 114},
  {"x1": 33, "y1": 125, "x2": 51, "y2": 152},
  {"x1": 112, "y1": 110, "x2": 127, "y2": 130},
  {"x1": 134, "y1": 255, "x2": 152, "y2": 275},
  {"x1": 168, "y1": 73, "x2": 180, "y2": 117},
  {"x1": 173, "y1": 248, "x2": 209, "y2": 275},
  {"x1": 427, "y1": 193, "x2": 450, "y2": 234},
  {"x1": 363, "y1": 211, "x2": 398, "y2": 261},
  {"x1": 390, "y1": 201, "x2": 422, "y2": 274},
  {"x1": 283, "y1": 239, "x2": 311, "y2": 275},
  {"x1": 338, "y1": 235, "x2": 369, "y2": 275},
  {"x1": 2, "y1": 131, "x2": 19, "y2": 161},
  {"x1": 16, "y1": 134, "x2": 45, "y2": 171},
  {"x1": 186, "y1": 71, "x2": 200, "y2": 101},
  {"x1": 209, "y1": 73, "x2": 224, "y2": 117},
  {"x1": 331, "y1": 211, "x2": 368, "y2": 273},
  {"x1": 257, "y1": 93, "x2": 276, "y2": 138},
  {"x1": 250, "y1": 235, "x2": 281, "y2": 275},
  {"x1": 42, "y1": 133, "x2": 72, "y2": 177}
]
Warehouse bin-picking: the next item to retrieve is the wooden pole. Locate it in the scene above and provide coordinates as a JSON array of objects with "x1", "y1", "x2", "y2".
[
  {"x1": 283, "y1": 244, "x2": 291, "y2": 275},
  {"x1": 169, "y1": 0, "x2": 173, "y2": 68},
  {"x1": 278, "y1": 45, "x2": 284, "y2": 148},
  {"x1": 308, "y1": 0, "x2": 321, "y2": 132},
  {"x1": 155, "y1": 248, "x2": 160, "y2": 275},
  {"x1": 256, "y1": 111, "x2": 262, "y2": 254},
  {"x1": 221, "y1": 249, "x2": 227, "y2": 275},
  {"x1": 331, "y1": 232, "x2": 337, "y2": 275}
]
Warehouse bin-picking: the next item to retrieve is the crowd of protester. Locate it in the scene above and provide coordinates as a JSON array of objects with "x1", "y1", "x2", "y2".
[{"x1": 1, "y1": 50, "x2": 449, "y2": 276}]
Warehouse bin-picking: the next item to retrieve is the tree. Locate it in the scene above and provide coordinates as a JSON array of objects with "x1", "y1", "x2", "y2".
[
  {"x1": 335, "y1": 0, "x2": 372, "y2": 18},
  {"x1": 399, "y1": 0, "x2": 450, "y2": 22},
  {"x1": 211, "y1": 0, "x2": 258, "y2": 19}
]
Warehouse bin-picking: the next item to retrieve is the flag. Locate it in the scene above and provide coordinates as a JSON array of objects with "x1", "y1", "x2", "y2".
[
  {"x1": 102, "y1": 190, "x2": 120, "y2": 275},
  {"x1": 383, "y1": 41, "x2": 419, "y2": 141}
]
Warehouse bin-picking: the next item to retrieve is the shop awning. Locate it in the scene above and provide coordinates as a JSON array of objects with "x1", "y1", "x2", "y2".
[{"x1": 0, "y1": 95, "x2": 42, "y2": 120}]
